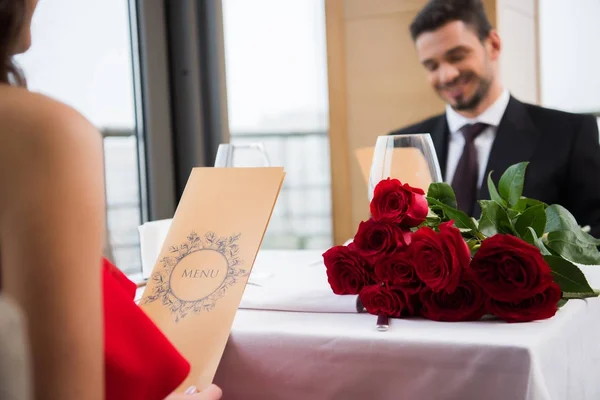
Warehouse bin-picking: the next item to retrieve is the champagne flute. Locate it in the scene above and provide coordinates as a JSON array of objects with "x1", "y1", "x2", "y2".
[
  {"x1": 368, "y1": 133, "x2": 442, "y2": 331},
  {"x1": 368, "y1": 134, "x2": 442, "y2": 200},
  {"x1": 214, "y1": 142, "x2": 270, "y2": 167}
]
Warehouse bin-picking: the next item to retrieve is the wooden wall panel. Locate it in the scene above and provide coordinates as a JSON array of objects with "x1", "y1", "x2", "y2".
[
  {"x1": 325, "y1": 0, "x2": 353, "y2": 246},
  {"x1": 326, "y1": 0, "x2": 444, "y2": 244},
  {"x1": 344, "y1": 0, "x2": 427, "y2": 20},
  {"x1": 344, "y1": 10, "x2": 444, "y2": 232}
]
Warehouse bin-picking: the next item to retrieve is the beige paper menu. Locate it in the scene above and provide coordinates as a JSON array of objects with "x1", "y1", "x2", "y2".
[
  {"x1": 139, "y1": 167, "x2": 285, "y2": 392},
  {"x1": 355, "y1": 146, "x2": 434, "y2": 190}
]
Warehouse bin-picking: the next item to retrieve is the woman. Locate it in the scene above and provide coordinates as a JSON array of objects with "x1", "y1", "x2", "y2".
[{"x1": 0, "y1": 1, "x2": 221, "y2": 399}]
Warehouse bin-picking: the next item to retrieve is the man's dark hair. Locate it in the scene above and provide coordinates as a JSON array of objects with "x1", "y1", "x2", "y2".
[{"x1": 410, "y1": 0, "x2": 492, "y2": 42}]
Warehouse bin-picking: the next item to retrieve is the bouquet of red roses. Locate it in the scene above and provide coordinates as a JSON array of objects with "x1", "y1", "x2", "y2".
[{"x1": 323, "y1": 162, "x2": 599, "y2": 323}]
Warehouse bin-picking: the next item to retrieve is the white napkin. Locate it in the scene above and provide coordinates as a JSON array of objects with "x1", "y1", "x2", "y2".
[
  {"x1": 137, "y1": 221, "x2": 359, "y2": 313},
  {"x1": 138, "y1": 218, "x2": 173, "y2": 279},
  {"x1": 239, "y1": 250, "x2": 360, "y2": 313}
]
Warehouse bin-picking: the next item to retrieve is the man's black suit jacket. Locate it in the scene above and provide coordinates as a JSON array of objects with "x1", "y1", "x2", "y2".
[{"x1": 390, "y1": 96, "x2": 600, "y2": 237}]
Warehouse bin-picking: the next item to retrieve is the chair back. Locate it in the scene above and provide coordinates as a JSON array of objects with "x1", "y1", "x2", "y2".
[{"x1": 0, "y1": 296, "x2": 32, "y2": 400}]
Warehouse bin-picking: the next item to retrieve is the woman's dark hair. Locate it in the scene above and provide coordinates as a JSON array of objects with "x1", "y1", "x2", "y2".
[{"x1": 0, "y1": 0, "x2": 27, "y2": 86}]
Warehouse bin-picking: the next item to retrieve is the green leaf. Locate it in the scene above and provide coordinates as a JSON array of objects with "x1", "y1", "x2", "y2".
[
  {"x1": 426, "y1": 198, "x2": 478, "y2": 233},
  {"x1": 478, "y1": 200, "x2": 516, "y2": 237},
  {"x1": 562, "y1": 292, "x2": 599, "y2": 299},
  {"x1": 424, "y1": 208, "x2": 441, "y2": 227},
  {"x1": 514, "y1": 204, "x2": 546, "y2": 238},
  {"x1": 522, "y1": 227, "x2": 536, "y2": 245},
  {"x1": 443, "y1": 208, "x2": 478, "y2": 232},
  {"x1": 545, "y1": 204, "x2": 576, "y2": 232},
  {"x1": 498, "y1": 162, "x2": 529, "y2": 207},
  {"x1": 545, "y1": 231, "x2": 600, "y2": 265},
  {"x1": 513, "y1": 197, "x2": 547, "y2": 212},
  {"x1": 545, "y1": 204, "x2": 600, "y2": 245},
  {"x1": 523, "y1": 227, "x2": 552, "y2": 255},
  {"x1": 426, "y1": 207, "x2": 440, "y2": 219},
  {"x1": 544, "y1": 255, "x2": 595, "y2": 295},
  {"x1": 486, "y1": 171, "x2": 507, "y2": 207},
  {"x1": 429, "y1": 205, "x2": 445, "y2": 220},
  {"x1": 507, "y1": 208, "x2": 521, "y2": 224},
  {"x1": 466, "y1": 238, "x2": 479, "y2": 250},
  {"x1": 427, "y1": 183, "x2": 457, "y2": 209},
  {"x1": 557, "y1": 298, "x2": 569, "y2": 308}
]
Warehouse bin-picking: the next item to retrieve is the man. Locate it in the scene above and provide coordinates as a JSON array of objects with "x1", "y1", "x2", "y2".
[{"x1": 391, "y1": 0, "x2": 600, "y2": 236}]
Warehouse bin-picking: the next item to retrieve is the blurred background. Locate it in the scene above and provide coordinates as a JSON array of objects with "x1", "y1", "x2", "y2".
[{"x1": 15, "y1": 0, "x2": 600, "y2": 276}]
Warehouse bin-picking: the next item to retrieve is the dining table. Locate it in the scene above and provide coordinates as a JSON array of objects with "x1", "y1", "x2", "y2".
[{"x1": 182, "y1": 249, "x2": 600, "y2": 400}]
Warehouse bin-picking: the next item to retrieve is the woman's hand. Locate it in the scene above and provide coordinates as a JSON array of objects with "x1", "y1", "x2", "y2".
[{"x1": 165, "y1": 384, "x2": 222, "y2": 400}]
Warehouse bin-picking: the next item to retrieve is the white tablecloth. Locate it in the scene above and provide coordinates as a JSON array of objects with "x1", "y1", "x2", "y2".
[{"x1": 209, "y1": 250, "x2": 600, "y2": 400}]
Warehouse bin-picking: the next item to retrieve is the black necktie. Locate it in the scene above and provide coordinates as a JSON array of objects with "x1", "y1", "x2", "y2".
[{"x1": 451, "y1": 123, "x2": 488, "y2": 216}]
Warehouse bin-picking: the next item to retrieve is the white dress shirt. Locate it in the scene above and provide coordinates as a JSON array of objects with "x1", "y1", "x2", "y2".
[{"x1": 445, "y1": 89, "x2": 511, "y2": 187}]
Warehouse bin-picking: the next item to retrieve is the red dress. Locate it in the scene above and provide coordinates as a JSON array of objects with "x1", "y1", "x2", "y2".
[{"x1": 103, "y1": 258, "x2": 190, "y2": 399}]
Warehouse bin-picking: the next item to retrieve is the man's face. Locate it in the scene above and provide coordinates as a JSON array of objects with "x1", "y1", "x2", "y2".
[{"x1": 415, "y1": 20, "x2": 498, "y2": 112}]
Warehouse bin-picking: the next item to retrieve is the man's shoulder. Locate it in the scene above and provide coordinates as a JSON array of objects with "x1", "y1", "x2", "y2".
[
  {"x1": 520, "y1": 100, "x2": 597, "y2": 128},
  {"x1": 389, "y1": 113, "x2": 445, "y2": 135}
]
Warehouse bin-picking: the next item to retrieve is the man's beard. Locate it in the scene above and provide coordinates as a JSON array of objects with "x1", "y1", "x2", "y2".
[{"x1": 440, "y1": 71, "x2": 493, "y2": 112}]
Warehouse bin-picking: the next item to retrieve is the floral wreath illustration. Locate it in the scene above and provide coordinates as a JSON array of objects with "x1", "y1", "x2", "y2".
[{"x1": 140, "y1": 231, "x2": 248, "y2": 322}]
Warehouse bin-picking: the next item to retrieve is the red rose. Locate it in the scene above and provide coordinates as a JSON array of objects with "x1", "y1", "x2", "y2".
[
  {"x1": 487, "y1": 282, "x2": 562, "y2": 323},
  {"x1": 359, "y1": 284, "x2": 416, "y2": 317},
  {"x1": 323, "y1": 246, "x2": 373, "y2": 295},
  {"x1": 411, "y1": 221, "x2": 470, "y2": 294},
  {"x1": 419, "y1": 274, "x2": 487, "y2": 322},
  {"x1": 470, "y1": 235, "x2": 553, "y2": 302},
  {"x1": 374, "y1": 250, "x2": 424, "y2": 294},
  {"x1": 370, "y1": 178, "x2": 428, "y2": 227},
  {"x1": 353, "y1": 219, "x2": 411, "y2": 264}
]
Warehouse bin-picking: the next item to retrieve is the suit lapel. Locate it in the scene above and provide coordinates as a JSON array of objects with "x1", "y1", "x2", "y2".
[
  {"x1": 430, "y1": 116, "x2": 450, "y2": 179},
  {"x1": 476, "y1": 96, "x2": 541, "y2": 213}
]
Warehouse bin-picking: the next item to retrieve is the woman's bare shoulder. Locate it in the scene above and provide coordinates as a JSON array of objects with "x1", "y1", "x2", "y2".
[
  {"x1": 0, "y1": 85, "x2": 102, "y2": 168},
  {"x1": 0, "y1": 86, "x2": 104, "y2": 208},
  {"x1": 0, "y1": 85, "x2": 101, "y2": 143}
]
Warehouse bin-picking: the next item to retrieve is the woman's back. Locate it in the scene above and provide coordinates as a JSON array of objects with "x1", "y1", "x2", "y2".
[
  {"x1": 0, "y1": 84, "x2": 106, "y2": 399},
  {"x1": 0, "y1": 86, "x2": 222, "y2": 400}
]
